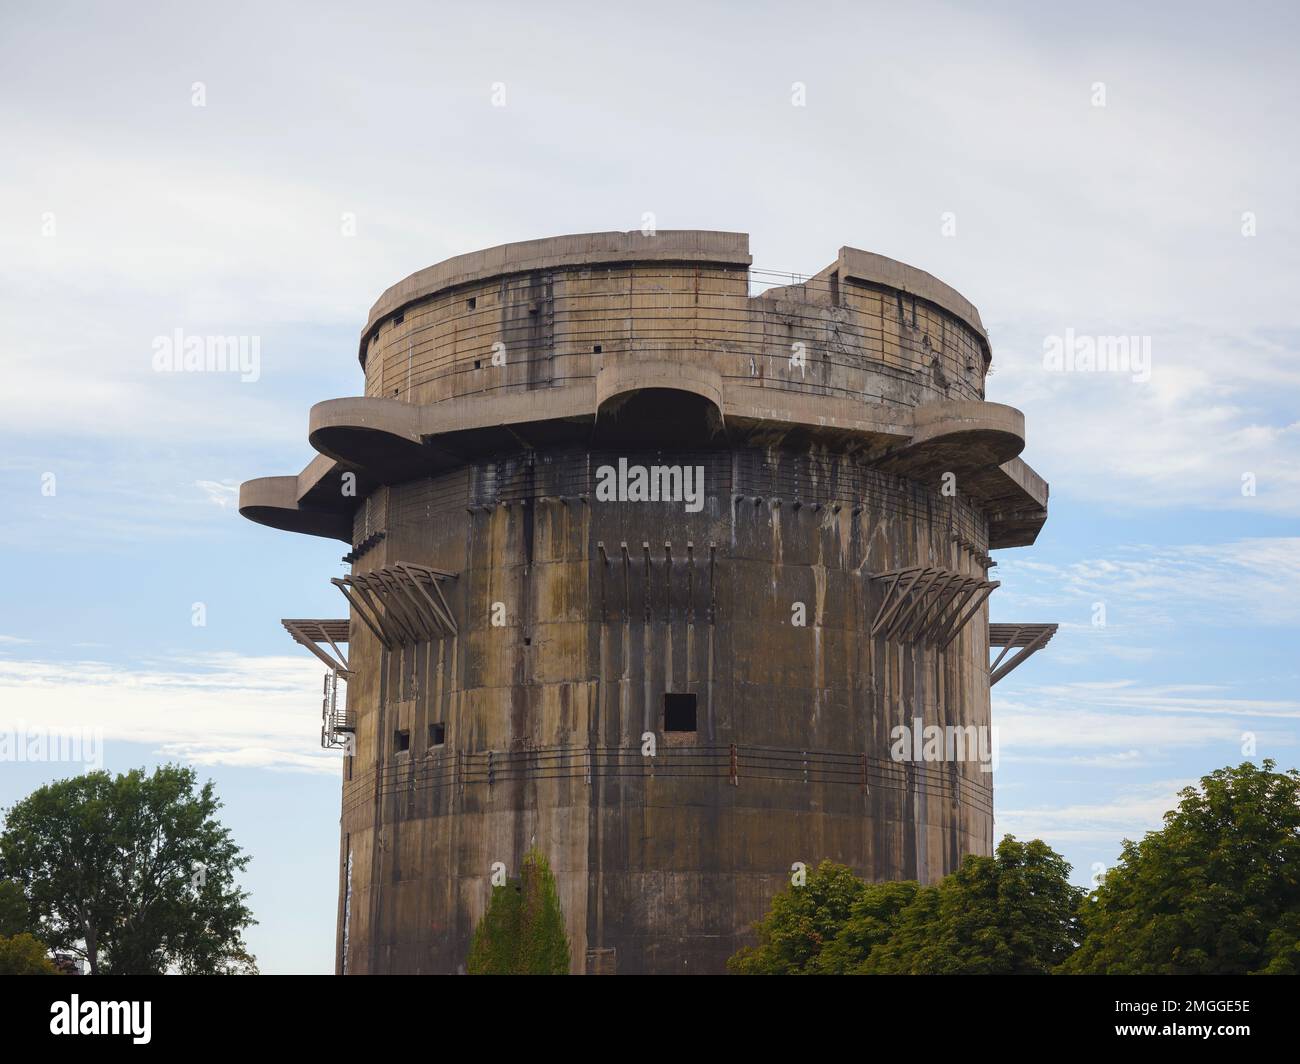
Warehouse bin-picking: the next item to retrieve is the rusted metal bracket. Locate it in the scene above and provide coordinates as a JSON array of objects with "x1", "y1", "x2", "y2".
[
  {"x1": 988, "y1": 623, "x2": 1058, "y2": 684},
  {"x1": 331, "y1": 563, "x2": 458, "y2": 649},
  {"x1": 869, "y1": 566, "x2": 998, "y2": 647}
]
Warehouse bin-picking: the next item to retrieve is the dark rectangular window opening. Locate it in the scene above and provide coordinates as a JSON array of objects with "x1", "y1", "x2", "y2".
[
  {"x1": 664, "y1": 693, "x2": 697, "y2": 732},
  {"x1": 394, "y1": 729, "x2": 410, "y2": 753},
  {"x1": 467, "y1": 296, "x2": 477, "y2": 310},
  {"x1": 593, "y1": 344, "x2": 602, "y2": 353},
  {"x1": 393, "y1": 312, "x2": 404, "y2": 326},
  {"x1": 429, "y1": 723, "x2": 446, "y2": 747},
  {"x1": 473, "y1": 359, "x2": 482, "y2": 369}
]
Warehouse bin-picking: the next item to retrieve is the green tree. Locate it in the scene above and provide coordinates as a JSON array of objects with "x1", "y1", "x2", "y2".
[
  {"x1": 0, "y1": 933, "x2": 59, "y2": 975},
  {"x1": 0, "y1": 765, "x2": 258, "y2": 975},
  {"x1": 816, "y1": 880, "x2": 925, "y2": 974},
  {"x1": 727, "y1": 860, "x2": 867, "y2": 974},
  {"x1": 730, "y1": 838, "x2": 1082, "y2": 975},
  {"x1": 1063, "y1": 760, "x2": 1300, "y2": 974},
  {"x1": 0, "y1": 878, "x2": 35, "y2": 937},
  {"x1": 860, "y1": 837, "x2": 1082, "y2": 973},
  {"x1": 467, "y1": 848, "x2": 569, "y2": 974}
]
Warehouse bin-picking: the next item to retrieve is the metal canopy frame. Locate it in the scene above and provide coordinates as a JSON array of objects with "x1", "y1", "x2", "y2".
[
  {"x1": 988, "y1": 623, "x2": 1058, "y2": 685},
  {"x1": 869, "y1": 566, "x2": 999, "y2": 647},
  {"x1": 282, "y1": 619, "x2": 351, "y2": 674},
  {"x1": 331, "y1": 563, "x2": 458, "y2": 649}
]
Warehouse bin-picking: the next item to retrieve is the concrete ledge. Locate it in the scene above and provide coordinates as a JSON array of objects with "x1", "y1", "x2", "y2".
[
  {"x1": 309, "y1": 396, "x2": 425, "y2": 470},
  {"x1": 419, "y1": 383, "x2": 597, "y2": 437},
  {"x1": 969, "y1": 457, "x2": 1050, "y2": 549},
  {"x1": 873, "y1": 400, "x2": 1026, "y2": 495},
  {"x1": 909, "y1": 399, "x2": 1025, "y2": 459},
  {"x1": 997, "y1": 455, "x2": 1049, "y2": 508},
  {"x1": 311, "y1": 396, "x2": 422, "y2": 444},
  {"x1": 238, "y1": 475, "x2": 352, "y2": 541},
  {"x1": 724, "y1": 386, "x2": 912, "y2": 444}
]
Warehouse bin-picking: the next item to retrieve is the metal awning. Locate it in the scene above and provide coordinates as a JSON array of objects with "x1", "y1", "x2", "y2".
[
  {"x1": 869, "y1": 567, "x2": 999, "y2": 647},
  {"x1": 282, "y1": 619, "x2": 351, "y2": 674},
  {"x1": 331, "y1": 562, "x2": 458, "y2": 649},
  {"x1": 988, "y1": 623, "x2": 1058, "y2": 685}
]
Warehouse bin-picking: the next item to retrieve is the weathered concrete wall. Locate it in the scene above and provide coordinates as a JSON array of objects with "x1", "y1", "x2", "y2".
[
  {"x1": 240, "y1": 231, "x2": 1047, "y2": 975},
  {"x1": 364, "y1": 261, "x2": 989, "y2": 412},
  {"x1": 337, "y1": 447, "x2": 993, "y2": 974}
]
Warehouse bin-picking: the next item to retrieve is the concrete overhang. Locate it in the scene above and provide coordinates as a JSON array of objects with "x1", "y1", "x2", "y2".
[
  {"x1": 247, "y1": 389, "x2": 1047, "y2": 548},
  {"x1": 977, "y1": 456, "x2": 1050, "y2": 549},
  {"x1": 238, "y1": 453, "x2": 367, "y2": 542},
  {"x1": 309, "y1": 396, "x2": 427, "y2": 478},
  {"x1": 875, "y1": 400, "x2": 1026, "y2": 479},
  {"x1": 309, "y1": 390, "x2": 600, "y2": 475},
  {"x1": 303, "y1": 385, "x2": 921, "y2": 478}
]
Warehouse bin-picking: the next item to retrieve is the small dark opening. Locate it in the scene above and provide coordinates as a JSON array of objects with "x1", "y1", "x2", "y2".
[
  {"x1": 593, "y1": 344, "x2": 602, "y2": 353},
  {"x1": 393, "y1": 313, "x2": 404, "y2": 326},
  {"x1": 473, "y1": 359, "x2": 482, "y2": 369},
  {"x1": 664, "y1": 693, "x2": 697, "y2": 732},
  {"x1": 523, "y1": 636, "x2": 531, "y2": 646},
  {"x1": 467, "y1": 296, "x2": 477, "y2": 309},
  {"x1": 429, "y1": 723, "x2": 445, "y2": 747},
  {"x1": 394, "y1": 729, "x2": 410, "y2": 753}
]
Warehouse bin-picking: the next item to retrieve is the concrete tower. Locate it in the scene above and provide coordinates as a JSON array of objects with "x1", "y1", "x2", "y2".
[{"x1": 240, "y1": 231, "x2": 1055, "y2": 974}]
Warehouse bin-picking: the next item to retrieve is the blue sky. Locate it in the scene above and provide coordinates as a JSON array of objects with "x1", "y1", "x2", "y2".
[{"x1": 1, "y1": 0, "x2": 1297, "y2": 972}]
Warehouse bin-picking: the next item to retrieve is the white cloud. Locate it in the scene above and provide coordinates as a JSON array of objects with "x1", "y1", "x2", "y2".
[
  {"x1": 0, "y1": 653, "x2": 341, "y2": 774},
  {"x1": 998, "y1": 778, "x2": 1193, "y2": 845},
  {"x1": 997, "y1": 538, "x2": 1300, "y2": 631},
  {"x1": 196, "y1": 479, "x2": 239, "y2": 510},
  {"x1": 994, "y1": 678, "x2": 1300, "y2": 771}
]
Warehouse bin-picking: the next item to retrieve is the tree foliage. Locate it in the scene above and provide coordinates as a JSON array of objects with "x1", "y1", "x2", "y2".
[
  {"x1": 467, "y1": 848, "x2": 569, "y2": 975},
  {"x1": 730, "y1": 838, "x2": 1082, "y2": 975},
  {"x1": 1062, "y1": 760, "x2": 1300, "y2": 974},
  {"x1": 0, "y1": 765, "x2": 258, "y2": 975},
  {"x1": 0, "y1": 878, "x2": 35, "y2": 938},
  {"x1": 0, "y1": 932, "x2": 59, "y2": 975},
  {"x1": 860, "y1": 837, "x2": 1083, "y2": 974},
  {"x1": 727, "y1": 860, "x2": 866, "y2": 974},
  {"x1": 816, "y1": 880, "x2": 926, "y2": 974}
]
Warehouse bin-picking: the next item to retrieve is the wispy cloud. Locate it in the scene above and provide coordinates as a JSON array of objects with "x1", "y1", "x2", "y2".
[
  {"x1": 997, "y1": 538, "x2": 1300, "y2": 631},
  {"x1": 196, "y1": 479, "x2": 239, "y2": 510},
  {"x1": 998, "y1": 778, "x2": 1194, "y2": 846},
  {"x1": 0, "y1": 653, "x2": 339, "y2": 773}
]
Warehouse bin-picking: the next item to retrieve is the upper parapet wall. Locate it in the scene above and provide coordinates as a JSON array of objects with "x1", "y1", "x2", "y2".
[
  {"x1": 831, "y1": 247, "x2": 990, "y2": 356},
  {"x1": 360, "y1": 230, "x2": 752, "y2": 363},
  {"x1": 357, "y1": 231, "x2": 994, "y2": 417}
]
